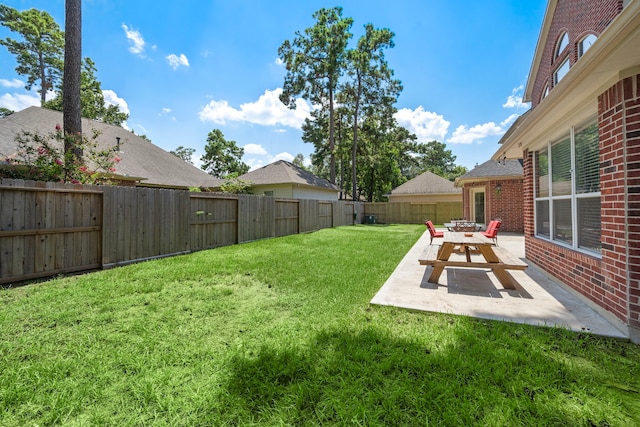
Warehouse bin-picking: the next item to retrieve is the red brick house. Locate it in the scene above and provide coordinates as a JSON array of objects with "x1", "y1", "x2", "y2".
[
  {"x1": 495, "y1": 0, "x2": 640, "y2": 342},
  {"x1": 455, "y1": 159, "x2": 524, "y2": 232}
]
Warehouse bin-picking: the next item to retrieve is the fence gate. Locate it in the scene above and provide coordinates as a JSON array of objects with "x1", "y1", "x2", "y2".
[{"x1": 0, "y1": 185, "x2": 102, "y2": 285}]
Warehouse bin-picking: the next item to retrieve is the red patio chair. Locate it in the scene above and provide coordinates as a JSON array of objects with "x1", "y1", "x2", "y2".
[
  {"x1": 425, "y1": 220, "x2": 444, "y2": 244},
  {"x1": 481, "y1": 220, "x2": 502, "y2": 245}
]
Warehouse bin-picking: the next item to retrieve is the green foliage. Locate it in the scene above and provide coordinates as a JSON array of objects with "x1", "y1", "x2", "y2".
[
  {"x1": 220, "y1": 177, "x2": 253, "y2": 194},
  {"x1": 200, "y1": 129, "x2": 250, "y2": 178},
  {"x1": 279, "y1": 7, "x2": 353, "y2": 184},
  {"x1": 409, "y1": 140, "x2": 467, "y2": 181},
  {"x1": 169, "y1": 145, "x2": 196, "y2": 164},
  {"x1": 0, "y1": 107, "x2": 14, "y2": 118},
  {"x1": 43, "y1": 58, "x2": 129, "y2": 126},
  {"x1": 341, "y1": 24, "x2": 401, "y2": 201},
  {"x1": 284, "y1": 9, "x2": 469, "y2": 200},
  {"x1": 0, "y1": 5, "x2": 64, "y2": 105},
  {"x1": 0, "y1": 225, "x2": 638, "y2": 426},
  {"x1": 1, "y1": 5, "x2": 128, "y2": 125},
  {"x1": 1, "y1": 127, "x2": 121, "y2": 184},
  {"x1": 292, "y1": 153, "x2": 308, "y2": 170}
]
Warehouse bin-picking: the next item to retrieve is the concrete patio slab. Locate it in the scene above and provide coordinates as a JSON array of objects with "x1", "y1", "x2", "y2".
[{"x1": 371, "y1": 230, "x2": 628, "y2": 340}]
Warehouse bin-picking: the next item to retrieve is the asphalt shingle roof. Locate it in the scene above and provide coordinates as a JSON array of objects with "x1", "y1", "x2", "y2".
[
  {"x1": 0, "y1": 107, "x2": 223, "y2": 189},
  {"x1": 389, "y1": 171, "x2": 461, "y2": 195},
  {"x1": 457, "y1": 159, "x2": 523, "y2": 182},
  {"x1": 237, "y1": 160, "x2": 339, "y2": 191}
]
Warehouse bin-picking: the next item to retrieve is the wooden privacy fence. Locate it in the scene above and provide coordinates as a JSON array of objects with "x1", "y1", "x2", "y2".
[
  {"x1": 362, "y1": 201, "x2": 462, "y2": 224},
  {"x1": 0, "y1": 179, "x2": 361, "y2": 285}
]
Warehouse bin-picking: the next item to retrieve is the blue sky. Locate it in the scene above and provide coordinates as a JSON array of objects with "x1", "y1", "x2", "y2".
[{"x1": 0, "y1": 0, "x2": 546, "y2": 171}]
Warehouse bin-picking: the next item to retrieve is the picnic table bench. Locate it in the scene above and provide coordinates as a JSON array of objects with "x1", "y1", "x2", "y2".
[{"x1": 418, "y1": 233, "x2": 528, "y2": 289}]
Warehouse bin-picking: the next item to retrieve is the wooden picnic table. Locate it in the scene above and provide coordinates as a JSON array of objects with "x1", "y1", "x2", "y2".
[{"x1": 418, "y1": 231, "x2": 527, "y2": 289}]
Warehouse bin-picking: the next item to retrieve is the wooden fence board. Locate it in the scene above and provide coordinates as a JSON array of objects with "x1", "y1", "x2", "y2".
[{"x1": 2, "y1": 178, "x2": 462, "y2": 284}]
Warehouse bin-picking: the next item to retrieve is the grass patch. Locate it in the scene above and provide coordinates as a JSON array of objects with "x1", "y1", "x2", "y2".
[{"x1": 1, "y1": 224, "x2": 639, "y2": 426}]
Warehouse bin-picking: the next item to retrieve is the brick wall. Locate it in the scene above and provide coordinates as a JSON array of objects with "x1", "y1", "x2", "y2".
[
  {"x1": 524, "y1": 73, "x2": 640, "y2": 338},
  {"x1": 462, "y1": 179, "x2": 524, "y2": 232},
  {"x1": 530, "y1": 0, "x2": 622, "y2": 108},
  {"x1": 599, "y1": 74, "x2": 640, "y2": 333}
]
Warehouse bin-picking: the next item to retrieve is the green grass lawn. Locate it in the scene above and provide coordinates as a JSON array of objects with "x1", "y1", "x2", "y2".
[{"x1": 1, "y1": 224, "x2": 639, "y2": 426}]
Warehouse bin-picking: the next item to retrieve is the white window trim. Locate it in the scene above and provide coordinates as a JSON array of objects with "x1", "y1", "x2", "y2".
[
  {"x1": 533, "y1": 122, "x2": 601, "y2": 257},
  {"x1": 556, "y1": 32, "x2": 569, "y2": 58},
  {"x1": 578, "y1": 33, "x2": 598, "y2": 58},
  {"x1": 554, "y1": 58, "x2": 570, "y2": 85}
]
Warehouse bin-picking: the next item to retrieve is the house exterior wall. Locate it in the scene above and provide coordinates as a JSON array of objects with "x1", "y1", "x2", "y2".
[
  {"x1": 530, "y1": 0, "x2": 623, "y2": 108},
  {"x1": 252, "y1": 184, "x2": 294, "y2": 198},
  {"x1": 513, "y1": 0, "x2": 640, "y2": 341},
  {"x1": 292, "y1": 185, "x2": 339, "y2": 201},
  {"x1": 523, "y1": 72, "x2": 640, "y2": 341},
  {"x1": 462, "y1": 179, "x2": 524, "y2": 232},
  {"x1": 251, "y1": 183, "x2": 339, "y2": 201}
]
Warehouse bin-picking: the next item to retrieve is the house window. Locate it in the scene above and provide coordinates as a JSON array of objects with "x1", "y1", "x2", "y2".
[
  {"x1": 264, "y1": 191, "x2": 274, "y2": 196},
  {"x1": 555, "y1": 32, "x2": 569, "y2": 58},
  {"x1": 554, "y1": 58, "x2": 570, "y2": 85},
  {"x1": 578, "y1": 34, "x2": 597, "y2": 58},
  {"x1": 534, "y1": 120, "x2": 601, "y2": 254},
  {"x1": 541, "y1": 83, "x2": 549, "y2": 102}
]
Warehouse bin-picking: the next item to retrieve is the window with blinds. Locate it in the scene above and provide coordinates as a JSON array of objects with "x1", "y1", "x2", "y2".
[{"x1": 533, "y1": 118, "x2": 601, "y2": 255}]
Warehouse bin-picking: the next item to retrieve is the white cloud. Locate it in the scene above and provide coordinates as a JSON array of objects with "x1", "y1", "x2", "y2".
[
  {"x1": 447, "y1": 113, "x2": 524, "y2": 145},
  {"x1": 447, "y1": 122, "x2": 503, "y2": 144},
  {"x1": 503, "y1": 84, "x2": 529, "y2": 109},
  {"x1": 245, "y1": 158, "x2": 265, "y2": 171},
  {"x1": 122, "y1": 24, "x2": 145, "y2": 55},
  {"x1": 271, "y1": 152, "x2": 294, "y2": 162},
  {"x1": 159, "y1": 107, "x2": 176, "y2": 121},
  {"x1": 0, "y1": 92, "x2": 40, "y2": 111},
  {"x1": 0, "y1": 78, "x2": 23, "y2": 88},
  {"x1": 275, "y1": 57, "x2": 284, "y2": 66},
  {"x1": 103, "y1": 89, "x2": 130, "y2": 115},
  {"x1": 166, "y1": 53, "x2": 189, "y2": 70},
  {"x1": 394, "y1": 106, "x2": 450, "y2": 142},
  {"x1": 198, "y1": 88, "x2": 311, "y2": 128},
  {"x1": 244, "y1": 144, "x2": 267, "y2": 155},
  {"x1": 198, "y1": 100, "x2": 244, "y2": 124},
  {"x1": 501, "y1": 113, "x2": 520, "y2": 127}
]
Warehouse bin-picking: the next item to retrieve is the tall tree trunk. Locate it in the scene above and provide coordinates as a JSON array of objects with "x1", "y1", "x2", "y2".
[
  {"x1": 351, "y1": 76, "x2": 361, "y2": 201},
  {"x1": 328, "y1": 84, "x2": 335, "y2": 184},
  {"x1": 63, "y1": 0, "x2": 82, "y2": 177}
]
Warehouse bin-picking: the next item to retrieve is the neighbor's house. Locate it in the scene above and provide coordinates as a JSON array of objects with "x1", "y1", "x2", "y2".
[
  {"x1": 0, "y1": 107, "x2": 223, "y2": 190},
  {"x1": 494, "y1": 0, "x2": 640, "y2": 342},
  {"x1": 388, "y1": 171, "x2": 461, "y2": 203},
  {"x1": 237, "y1": 160, "x2": 340, "y2": 200},
  {"x1": 455, "y1": 159, "x2": 524, "y2": 232},
  {"x1": 386, "y1": 171, "x2": 463, "y2": 222}
]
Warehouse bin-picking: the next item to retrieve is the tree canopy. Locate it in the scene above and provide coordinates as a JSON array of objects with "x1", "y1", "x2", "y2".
[
  {"x1": 170, "y1": 146, "x2": 196, "y2": 164},
  {"x1": 282, "y1": 8, "x2": 468, "y2": 200},
  {"x1": 0, "y1": 5, "x2": 64, "y2": 105},
  {"x1": 200, "y1": 129, "x2": 250, "y2": 178},
  {"x1": 0, "y1": 5, "x2": 128, "y2": 126},
  {"x1": 278, "y1": 7, "x2": 353, "y2": 184}
]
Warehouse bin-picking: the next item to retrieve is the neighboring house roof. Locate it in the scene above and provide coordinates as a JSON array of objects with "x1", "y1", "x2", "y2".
[
  {"x1": 389, "y1": 171, "x2": 461, "y2": 195},
  {"x1": 455, "y1": 159, "x2": 523, "y2": 186},
  {"x1": 238, "y1": 160, "x2": 339, "y2": 191},
  {"x1": 0, "y1": 106, "x2": 223, "y2": 189}
]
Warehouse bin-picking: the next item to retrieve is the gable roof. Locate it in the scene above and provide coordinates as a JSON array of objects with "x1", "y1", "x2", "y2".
[
  {"x1": 455, "y1": 159, "x2": 523, "y2": 186},
  {"x1": 496, "y1": 0, "x2": 640, "y2": 160},
  {"x1": 237, "y1": 160, "x2": 339, "y2": 191},
  {"x1": 0, "y1": 107, "x2": 223, "y2": 189},
  {"x1": 389, "y1": 171, "x2": 461, "y2": 195}
]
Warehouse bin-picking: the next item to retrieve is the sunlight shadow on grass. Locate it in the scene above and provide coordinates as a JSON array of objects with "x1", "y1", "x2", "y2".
[{"x1": 220, "y1": 324, "x2": 612, "y2": 425}]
